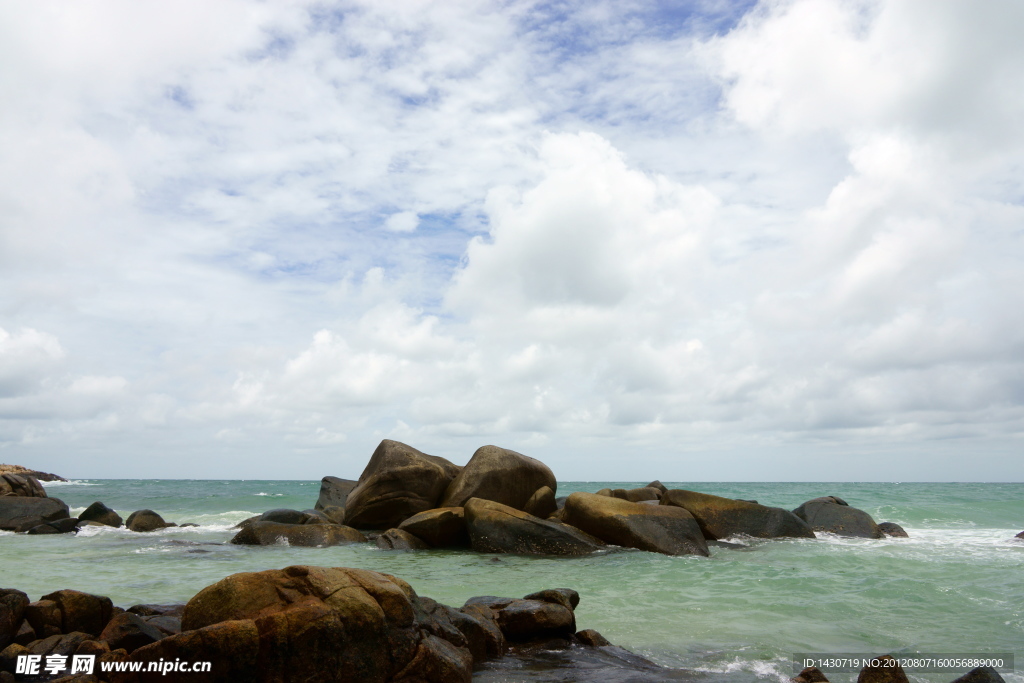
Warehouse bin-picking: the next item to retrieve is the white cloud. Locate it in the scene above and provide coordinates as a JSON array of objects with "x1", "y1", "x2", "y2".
[{"x1": 1, "y1": 1, "x2": 1023, "y2": 479}]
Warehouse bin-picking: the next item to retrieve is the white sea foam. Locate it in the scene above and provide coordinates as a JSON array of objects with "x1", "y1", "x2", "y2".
[
  {"x1": 255, "y1": 492, "x2": 285, "y2": 497},
  {"x1": 42, "y1": 479, "x2": 97, "y2": 487}
]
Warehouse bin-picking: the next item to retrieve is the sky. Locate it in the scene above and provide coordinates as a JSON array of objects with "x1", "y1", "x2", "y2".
[{"x1": 1, "y1": 0, "x2": 1023, "y2": 481}]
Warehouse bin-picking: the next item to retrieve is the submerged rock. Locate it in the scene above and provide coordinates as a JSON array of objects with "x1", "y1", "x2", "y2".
[
  {"x1": 793, "y1": 665, "x2": 830, "y2": 683},
  {"x1": 793, "y1": 498, "x2": 883, "y2": 538},
  {"x1": 344, "y1": 439, "x2": 461, "y2": 529},
  {"x1": 463, "y1": 498, "x2": 605, "y2": 556},
  {"x1": 562, "y1": 492, "x2": 708, "y2": 556},
  {"x1": 660, "y1": 490, "x2": 814, "y2": 540},
  {"x1": 441, "y1": 445, "x2": 556, "y2": 511}
]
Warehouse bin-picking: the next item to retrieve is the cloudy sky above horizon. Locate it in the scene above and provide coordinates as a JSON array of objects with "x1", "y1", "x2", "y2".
[{"x1": 2, "y1": 0, "x2": 1023, "y2": 481}]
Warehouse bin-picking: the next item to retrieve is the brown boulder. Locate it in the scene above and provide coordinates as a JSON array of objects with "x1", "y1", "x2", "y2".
[
  {"x1": 523, "y1": 486, "x2": 557, "y2": 518},
  {"x1": 99, "y1": 612, "x2": 166, "y2": 654},
  {"x1": 315, "y1": 476, "x2": 358, "y2": 511},
  {"x1": 464, "y1": 498, "x2": 605, "y2": 556},
  {"x1": 0, "y1": 473, "x2": 46, "y2": 498},
  {"x1": 441, "y1": 446, "x2": 555, "y2": 511},
  {"x1": 25, "y1": 599, "x2": 62, "y2": 639},
  {"x1": 344, "y1": 440, "x2": 461, "y2": 529},
  {"x1": 41, "y1": 590, "x2": 114, "y2": 638},
  {"x1": 575, "y1": 628, "x2": 611, "y2": 647},
  {"x1": 661, "y1": 490, "x2": 815, "y2": 540},
  {"x1": 398, "y1": 507, "x2": 469, "y2": 548},
  {"x1": 463, "y1": 596, "x2": 575, "y2": 642},
  {"x1": 563, "y1": 492, "x2": 709, "y2": 556},
  {"x1": 229, "y1": 521, "x2": 365, "y2": 547},
  {"x1": 178, "y1": 565, "x2": 473, "y2": 683},
  {"x1": 114, "y1": 619, "x2": 259, "y2": 683},
  {"x1": 0, "y1": 590, "x2": 29, "y2": 650},
  {"x1": 376, "y1": 528, "x2": 430, "y2": 550}
]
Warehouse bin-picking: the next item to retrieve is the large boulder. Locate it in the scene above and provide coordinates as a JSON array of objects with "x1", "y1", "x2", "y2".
[
  {"x1": 660, "y1": 490, "x2": 815, "y2": 540},
  {"x1": 0, "y1": 590, "x2": 29, "y2": 650},
  {"x1": 562, "y1": 492, "x2": 709, "y2": 556},
  {"x1": 230, "y1": 521, "x2": 365, "y2": 547},
  {"x1": 0, "y1": 473, "x2": 46, "y2": 498},
  {"x1": 26, "y1": 517, "x2": 80, "y2": 534},
  {"x1": 792, "y1": 498, "x2": 883, "y2": 539},
  {"x1": 344, "y1": 440, "x2": 461, "y2": 529},
  {"x1": 440, "y1": 446, "x2": 555, "y2": 511},
  {"x1": 125, "y1": 510, "x2": 172, "y2": 533},
  {"x1": 315, "y1": 476, "x2": 358, "y2": 511},
  {"x1": 168, "y1": 565, "x2": 473, "y2": 683},
  {"x1": 0, "y1": 497, "x2": 70, "y2": 532},
  {"x1": 78, "y1": 502, "x2": 123, "y2": 528},
  {"x1": 398, "y1": 507, "x2": 469, "y2": 548},
  {"x1": 40, "y1": 589, "x2": 114, "y2": 638},
  {"x1": 463, "y1": 498, "x2": 605, "y2": 556}
]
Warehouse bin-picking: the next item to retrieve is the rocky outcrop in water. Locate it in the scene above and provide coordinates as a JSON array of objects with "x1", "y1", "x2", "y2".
[
  {"x1": 0, "y1": 464, "x2": 66, "y2": 483},
  {"x1": 0, "y1": 473, "x2": 47, "y2": 498},
  {"x1": 0, "y1": 565, "x2": 672, "y2": 682}
]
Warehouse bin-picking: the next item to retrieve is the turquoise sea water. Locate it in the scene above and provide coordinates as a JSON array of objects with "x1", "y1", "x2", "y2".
[{"x1": 2, "y1": 480, "x2": 1021, "y2": 683}]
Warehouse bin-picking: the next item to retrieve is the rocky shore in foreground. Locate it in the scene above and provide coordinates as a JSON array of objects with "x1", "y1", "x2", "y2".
[
  {"x1": 1, "y1": 563, "x2": 672, "y2": 682},
  {"x1": 1, "y1": 567, "x2": 1010, "y2": 683}
]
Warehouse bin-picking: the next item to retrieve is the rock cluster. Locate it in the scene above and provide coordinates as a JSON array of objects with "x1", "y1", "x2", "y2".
[
  {"x1": 0, "y1": 464, "x2": 66, "y2": 483},
  {"x1": 225, "y1": 439, "x2": 914, "y2": 557},
  {"x1": 0, "y1": 566, "x2": 638, "y2": 682},
  {"x1": 0, "y1": 481, "x2": 186, "y2": 535}
]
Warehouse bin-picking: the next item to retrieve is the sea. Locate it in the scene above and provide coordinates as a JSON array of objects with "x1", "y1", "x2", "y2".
[{"x1": 2, "y1": 480, "x2": 1021, "y2": 683}]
